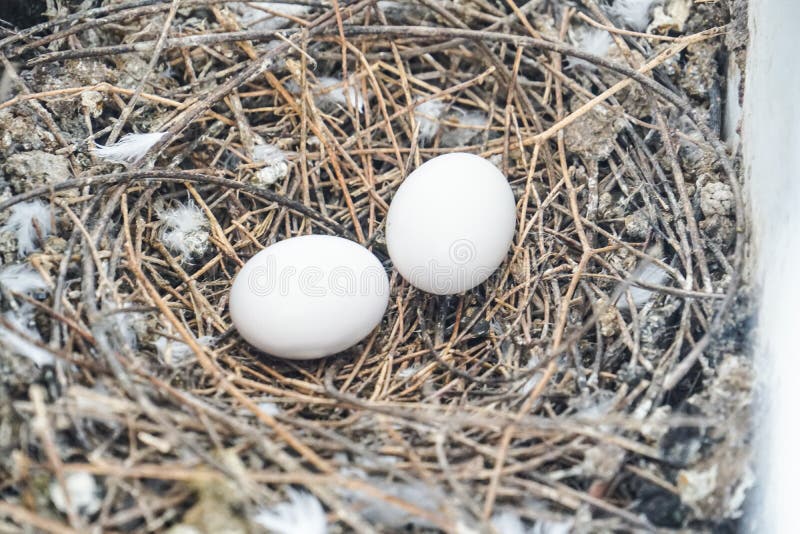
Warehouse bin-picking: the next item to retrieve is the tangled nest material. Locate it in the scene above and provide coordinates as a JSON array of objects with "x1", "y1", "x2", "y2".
[{"x1": 0, "y1": 1, "x2": 753, "y2": 532}]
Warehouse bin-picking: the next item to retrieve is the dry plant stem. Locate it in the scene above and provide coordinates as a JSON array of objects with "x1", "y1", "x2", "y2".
[
  {"x1": 25, "y1": 27, "x2": 315, "y2": 65},
  {"x1": 30, "y1": 385, "x2": 84, "y2": 531},
  {"x1": 137, "y1": 0, "x2": 372, "y2": 168},
  {"x1": 484, "y1": 27, "x2": 596, "y2": 511},
  {"x1": 0, "y1": 0, "x2": 325, "y2": 51},
  {"x1": 115, "y1": 206, "x2": 401, "y2": 533},
  {"x1": 0, "y1": 501, "x2": 80, "y2": 534},
  {"x1": 107, "y1": 0, "x2": 182, "y2": 144},
  {"x1": 340, "y1": 25, "x2": 723, "y2": 141},
  {"x1": 0, "y1": 170, "x2": 351, "y2": 237},
  {"x1": 0, "y1": 1, "x2": 748, "y2": 530},
  {"x1": 656, "y1": 112, "x2": 713, "y2": 293},
  {"x1": 11, "y1": 1, "x2": 189, "y2": 55},
  {"x1": 0, "y1": 0, "x2": 163, "y2": 48},
  {"x1": 118, "y1": 211, "x2": 376, "y2": 531},
  {"x1": 0, "y1": 55, "x2": 75, "y2": 157},
  {"x1": 575, "y1": 11, "x2": 679, "y2": 41},
  {"x1": 129, "y1": 378, "x2": 374, "y2": 533},
  {"x1": 432, "y1": 14, "x2": 746, "y2": 395}
]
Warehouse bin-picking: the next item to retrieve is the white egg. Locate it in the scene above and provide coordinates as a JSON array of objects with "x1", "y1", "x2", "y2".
[
  {"x1": 386, "y1": 152, "x2": 516, "y2": 295},
  {"x1": 229, "y1": 235, "x2": 389, "y2": 359}
]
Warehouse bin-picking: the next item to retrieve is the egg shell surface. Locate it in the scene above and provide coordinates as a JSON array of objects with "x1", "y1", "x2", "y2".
[
  {"x1": 229, "y1": 235, "x2": 389, "y2": 359},
  {"x1": 386, "y1": 152, "x2": 517, "y2": 295}
]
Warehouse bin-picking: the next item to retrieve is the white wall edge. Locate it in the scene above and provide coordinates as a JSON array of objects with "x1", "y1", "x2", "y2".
[{"x1": 744, "y1": 0, "x2": 800, "y2": 530}]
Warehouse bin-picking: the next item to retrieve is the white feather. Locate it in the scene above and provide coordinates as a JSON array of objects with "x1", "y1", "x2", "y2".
[
  {"x1": 0, "y1": 264, "x2": 48, "y2": 294},
  {"x1": 253, "y1": 143, "x2": 290, "y2": 186},
  {"x1": 154, "y1": 335, "x2": 212, "y2": 366},
  {"x1": 397, "y1": 364, "x2": 419, "y2": 379},
  {"x1": 521, "y1": 353, "x2": 545, "y2": 396},
  {"x1": 99, "y1": 305, "x2": 143, "y2": 351},
  {"x1": 491, "y1": 510, "x2": 528, "y2": 534},
  {"x1": 50, "y1": 472, "x2": 101, "y2": 516},
  {"x1": 568, "y1": 27, "x2": 613, "y2": 70},
  {"x1": 315, "y1": 77, "x2": 365, "y2": 112},
  {"x1": 531, "y1": 519, "x2": 574, "y2": 534},
  {"x1": 376, "y1": 1, "x2": 402, "y2": 10},
  {"x1": 414, "y1": 99, "x2": 446, "y2": 143},
  {"x1": 159, "y1": 202, "x2": 210, "y2": 260},
  {"x1": 257, "y1": 401, "x2": 280, "y2": 416},
  {"x1": 252, "y1": 489, "x2": 327, "y2": 534},
  {"x1": 253, "y1": 144, "x2": 287, "y2": 164},
  {"x1": 441, "y1": 111, "x2": 489, "y2": 147},
  {"x1": 619, "y1": 260, "x2": 669, "y2": 310},
  {"x1": 340, "y1": 476, "x2": 443, "y2": 528},
  {"x1": 0, "y1": 305, "x2": 54, "y2": 367},
  {"x1": 609, "y1": 0, "x2": 660, "y2": 31},
  {"x1": 93, "y1": 132, "x2": 167, "y2": 165},
  {"x1": 1, "y1": 200, "x2": 51, "y2": 257},
  {"x1": 234, "y1": 2, "x2": 311, "y2": 31}
]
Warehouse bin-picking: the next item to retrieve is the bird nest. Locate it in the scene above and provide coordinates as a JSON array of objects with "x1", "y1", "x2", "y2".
[{"x1": 0, "y1": 1, "x2": 753, "y2": 532}]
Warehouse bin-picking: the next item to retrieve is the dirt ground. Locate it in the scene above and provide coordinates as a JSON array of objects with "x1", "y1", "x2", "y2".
[{"x1": 0, "y1": 1, "x2": 753, "y2": 532}]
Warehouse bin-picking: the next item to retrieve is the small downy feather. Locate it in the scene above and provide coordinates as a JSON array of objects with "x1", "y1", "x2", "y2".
[
  {"x1": 252, "y1": 489, "x2": 327, "y2": 534},
  {"x1": 154, "y1": 335, "x2": 213, "y2": 366},
  {"x1": 376, "y1": 1, "x2": 403, "y2": 11},
  {"x1": 0, "y1": 305, "x2": 54, "y2": 367},
  {"x1": 568, "y1": 27, "x2": 613, "y2": 70},
  {"x1": 50, "y1": 472, "x2": 102, "y2": 516},
  {"x1": 0, "y1": 264, "x2": 49, "y2": 295},
  {"x1": 99, "y1": 304, "x2": 144, "y2": 352},
  {"x1": 618, "y1": 260, "x2": 669, "y2": 311},
  {"x1": 257, "y1": 401, "x2": 280, "y2": 416},
  {"x1": 396, "y1": 364, "x2": 419, "y2": 379},
  {"x1": 234, "y1": 2, "x2": 311, "y2": 31},
  {"x1": 159, "y1": 202, "x2": 210, "y2": 260},
  {"x1": 252, "y1": 143, "x2": 290, "y2": 186},
  {"x1": 532, "y1": 519, "x2": 574, "y2": 534},
  {"x1": 491, "y1": 510, "x2": 527, "y2": 534},
  {"x1": 521, "y1": 353, "x2": 545, "y2": 396},
  {"x1": 315, "y1": 77, "x2": 365, "y2": 112},
  {"x1": 441, "y1": 110, "x2": 489, "y2": 147},
  {"x1": 489, "y1": 511, "x2": 573, "y2": 534},
  {"x1": 337, "y1": 470, "x2": 443, "y2": 529},
  {"x1": 93, "y1": 132, "x2": 167, "y2": 165},
  {"x1": 414, "y1": 99, "x2": 446, "y2": 143},
  {"x1": 1, "y1": 200, "x2": 51, "y2": 257},
  {"x1": 609, "y1": 0, "x2": 660, "y2": 32}
]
